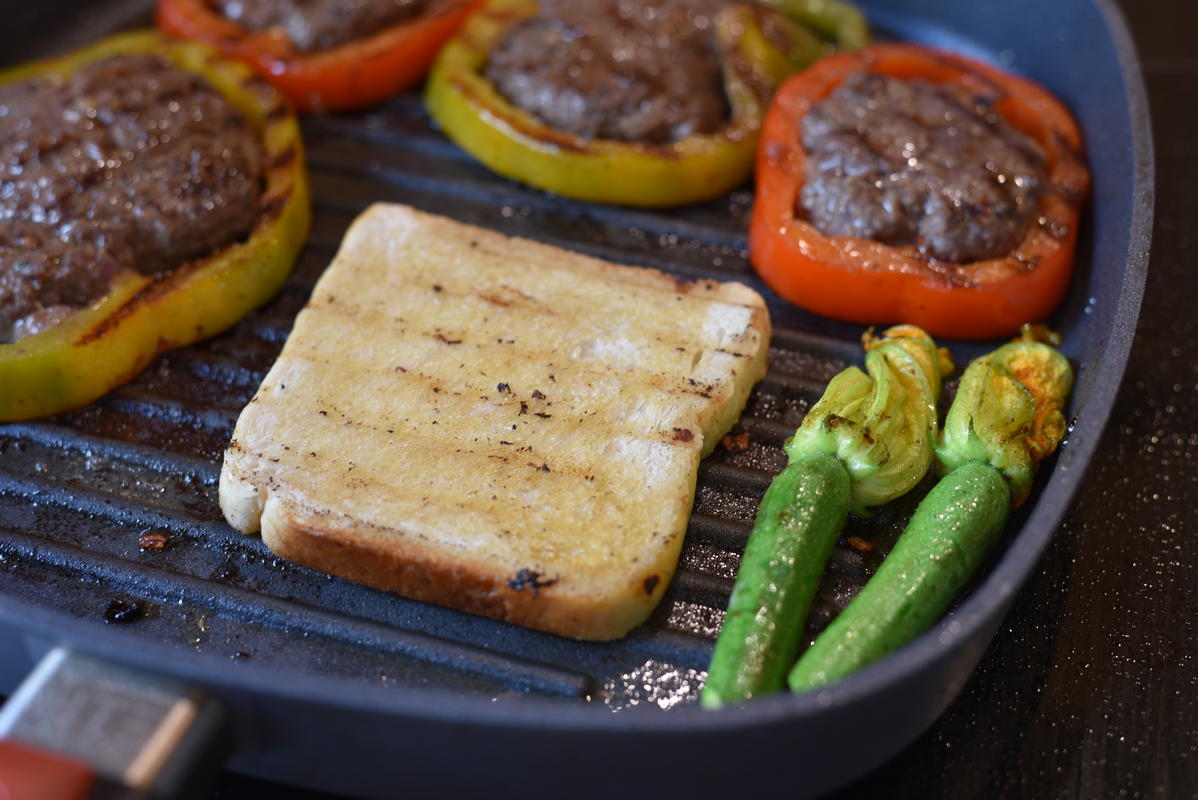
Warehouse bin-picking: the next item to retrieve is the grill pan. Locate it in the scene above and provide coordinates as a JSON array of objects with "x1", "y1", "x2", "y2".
[{"x1": 0, "y1": 0, "x2": 1152, "y2": 796}]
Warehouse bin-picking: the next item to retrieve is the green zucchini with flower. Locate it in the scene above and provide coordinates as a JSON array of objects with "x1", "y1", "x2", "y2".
[
  {"x1": 788, "y1": 331, "x2": 1073, "y2": 692},
  {"x1": 702, "y1": 325, "x2": 952, "y2": 708}
]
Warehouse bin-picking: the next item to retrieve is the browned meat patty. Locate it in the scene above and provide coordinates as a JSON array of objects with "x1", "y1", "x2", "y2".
[
  {"x1": 0, "y1": 53, "x2": 262, "y2": 343},
  {"x1": 485, "y1": 0, "x2": 730, "y2": 143},
  {"x1": 216, "y1": 0, "x2": 427, "y2": 52},
  {"x1": 798, "y1": 72, "x2": 1047, "y2": 263}
]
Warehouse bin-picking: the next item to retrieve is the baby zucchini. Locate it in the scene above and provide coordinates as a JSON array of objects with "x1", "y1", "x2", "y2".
[
  {"x1": 789, "y1": 333, "x2": 1073, "y2": 692},
  {"x1": 702, "y1": 326, "x2": 950, "y2": 708}
]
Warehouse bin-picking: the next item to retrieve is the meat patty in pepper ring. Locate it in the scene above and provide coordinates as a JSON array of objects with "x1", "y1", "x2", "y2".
[
  {"x1": 426, "y1": 0, "x2": 869, "y2": 207},
  {"x1": 0, "y1": 31, "x2": 310, "y2": 422},
  {"x1": 0, "y1": 53, "x2": 263, "y2": 343}
]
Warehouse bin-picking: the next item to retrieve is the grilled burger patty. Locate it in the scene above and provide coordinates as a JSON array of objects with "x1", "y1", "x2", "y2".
[
  {"x1": 0, "y1": 53, "x2": 262, "y2": 343},
  {"x1": 215, "y1": 0, "x2": 428, "y2": 52},
  {"x1": 799, "y1": 72, "x2": 1047, "y2": 263},
  {"x1": 485, "y1": 0, "x2": 730, "y2": 143}
]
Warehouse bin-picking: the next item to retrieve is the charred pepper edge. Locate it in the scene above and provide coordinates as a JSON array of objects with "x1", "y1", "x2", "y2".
[
  {"x1": 0, "y1": 30, "x2": 311, "y2": 422},
  {"x1": 748, "y1": 43, "x2": 1090, "y2": 340},
  {"x1": 424, "y1": 0, "x2": 848, "y2": 208},
  {"x1": 155, "y1": 0, "x2": 483, "y2": 112}
]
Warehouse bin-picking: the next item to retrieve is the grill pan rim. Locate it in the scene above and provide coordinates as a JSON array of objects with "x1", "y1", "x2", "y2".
[{"x1": 0, "y1": 0, "x2": 1151, "y2": 739}]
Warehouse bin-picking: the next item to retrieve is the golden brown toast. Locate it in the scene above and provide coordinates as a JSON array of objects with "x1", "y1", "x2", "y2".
[{"x1": 219, "y1": 204, "x2": 769, "y2": 639}]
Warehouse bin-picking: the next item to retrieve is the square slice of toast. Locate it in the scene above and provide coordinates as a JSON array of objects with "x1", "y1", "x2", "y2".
[{"x1": 219, "y1": 204, "x2": 770, "y2": 640}]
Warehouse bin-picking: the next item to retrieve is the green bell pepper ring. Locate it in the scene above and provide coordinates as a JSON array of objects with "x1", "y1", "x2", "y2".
[
  {"x1": 0, "y1": 31, "x2": 311, "y2": 422},
  {"x1": 760, "y1": 0, "x2": 870, "y2": 50},
  {"x1": 425, "y1": 0, "x2": 858, "y2": 208}
]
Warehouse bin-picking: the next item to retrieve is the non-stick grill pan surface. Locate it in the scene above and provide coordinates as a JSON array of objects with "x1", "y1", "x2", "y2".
[{"x1": 0, "y1": 0, "x2": 1151, "y2": 796}]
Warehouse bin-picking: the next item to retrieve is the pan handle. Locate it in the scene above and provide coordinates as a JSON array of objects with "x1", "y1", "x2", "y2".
[{"x1": 0, "y1": 647, "x2": 227, "y2": 799}]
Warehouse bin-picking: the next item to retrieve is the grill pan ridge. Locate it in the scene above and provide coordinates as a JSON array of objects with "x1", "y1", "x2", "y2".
[{"x1": 0, "y1": 0, "x2": 1151, "y2": 796}]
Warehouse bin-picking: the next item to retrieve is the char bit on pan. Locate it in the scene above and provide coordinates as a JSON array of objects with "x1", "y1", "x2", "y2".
[
  {"x1": 103, "y1": 598, "x2": 145, "y2": 624},
  {"x1": 845, "y1": 535, "x2": 876, "y2": 554},
  {"x1": 138, "y1": 531, "x2": 169, "y2": 550},
  {"x1": 721, "y1": 432, "x2": 751, "y2": 452}
]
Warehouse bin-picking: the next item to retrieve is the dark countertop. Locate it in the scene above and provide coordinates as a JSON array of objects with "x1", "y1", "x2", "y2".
[{"x1": 208, "y1": 0, "x2": 1197, "y2": 797}]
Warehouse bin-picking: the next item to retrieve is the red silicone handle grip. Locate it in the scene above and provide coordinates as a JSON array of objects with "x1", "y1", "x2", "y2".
[{"x1": 0, "y1": 739, "x2": 95, "y2": 800}]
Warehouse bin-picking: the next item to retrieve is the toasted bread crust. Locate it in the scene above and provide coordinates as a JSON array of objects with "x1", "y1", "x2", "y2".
[{"x1": 220, "y1": 203, "x2": 769, "y2": 640}]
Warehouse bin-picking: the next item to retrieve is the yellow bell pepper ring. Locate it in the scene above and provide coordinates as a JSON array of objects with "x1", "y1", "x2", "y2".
[
  {"x1": 0, "y1": 31, "x2": 311, "y2": 422},
  {"x1": 424, "y1": 0, "x2": 843, "y2": 208}
]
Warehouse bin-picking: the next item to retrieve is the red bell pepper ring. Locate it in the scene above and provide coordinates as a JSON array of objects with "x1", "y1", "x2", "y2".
[
  {"x1": 156, "y1": 0, "x2": 482, "y2": 112},
  {"x1": 749, "y1": 44, "x2": 1090, "y2": 340}
]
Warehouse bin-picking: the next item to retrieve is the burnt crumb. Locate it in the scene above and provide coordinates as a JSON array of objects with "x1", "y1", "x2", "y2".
[
  {"x1": 511, "y1": 424, "x2": 518, "y2": 430},
  {"x1": 470, "y1": 239, "x2": 479, "y2": 248},
  {"x1": 531, "y1": 389, "x2": 546, "y2": 400},
  {"x1": 104, "y1": 598, "x2": 145, "y2": 624},
  {"x1": 845, "y1": 535, "x2": 875, "y2": 554},
  {"x1": 721, "y1": 432, "x2": 751, "y2": 453},
  {"x1": 528, "y1": 462, "x2": 551, "y2": 472},
  {"x1": 519, "y1": 401, "x2": 529, "y2": 415},
  {"x1": 318, "y1": 410, "x2": 328, "y2": 416},
  {"x1": 685, "y1": 377, "x2": 714, "y2": 398},
  {"x1": 435, "y1": 333, "x2": 463, "y2": 345},
  {"x1": 212, "y1": 562, "x2": 240, "y2": 583},
  {"x1": 643, "y1": 575, "x2": 660, "y2": 595},
  {"x1": 534, "y1": 412, "x2": 552, "y2": 419},
  {"x1": 548, "y1": 374, "x2": 556, "y2": 382},
  {"x1": 672, "y1": 428, "x2": 695, "y2": 442},
  {"x1": 497, "y1": 382, "x2": 511, "y2": 394},
  {"x1": 500, "y1": 440, "x2": 513, "y2": 445},
  {"x1": 432, "y1": 284, "x2": 443, "y2": 292},
  {"x1": 138, "y1": 531, "x2": 169, "y2": 550},
  {"x1": 395, "y1": 366, "x2": 407, "y2": 372},
  {"x1": 508, "y1": 568, "x2": 558, "y2": 594}
]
